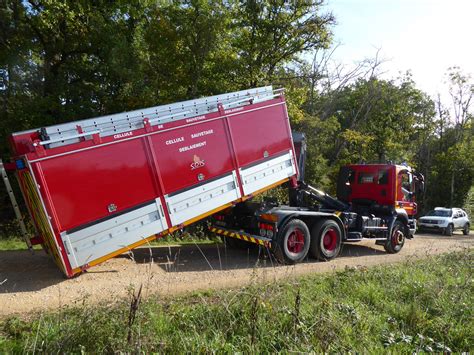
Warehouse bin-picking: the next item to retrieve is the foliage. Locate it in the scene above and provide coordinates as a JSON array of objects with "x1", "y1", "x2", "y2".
[
  {"x1": 0, "y1": 0, "x2": 473, "y2": 230},
  {"x1": 463, "y1": 186, "x2": 474, "y2": 221},
  {"x1": 0, "y1": 250, "x2": 472, "y2": 352}
]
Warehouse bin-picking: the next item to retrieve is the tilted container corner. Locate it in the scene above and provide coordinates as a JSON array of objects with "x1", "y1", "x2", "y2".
[{"x1": 8, "y1": 86, "x2": 298, "y2": 277}]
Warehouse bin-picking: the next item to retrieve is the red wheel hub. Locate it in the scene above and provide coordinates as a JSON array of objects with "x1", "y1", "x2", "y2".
[
  {"x1": 322, "y1": 228, "x2": 338, "y2": 251},
  {"x1": 392, "y1": 229, "x2": 404, "y2": 246},
  {"x1": 287, "y1": 228, "x2": 305, "y2": 253}
]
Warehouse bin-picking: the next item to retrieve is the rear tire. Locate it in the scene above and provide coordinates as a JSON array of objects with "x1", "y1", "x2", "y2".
[
  {"x1": 309, "y1": 219, "x2": 342, "y2": 261},
  {"x1": 274, "y1": 219, "x2": 310, "y2": 264},
  {"x1": 463, "y1": 223, "x2": 470, "y2": 235},
  {"x1": 444, "y1": 224, "x2": 454, "y2": 236},
  {"x1": 384, "y1": 220, "x2": 406, "y2": 254}
]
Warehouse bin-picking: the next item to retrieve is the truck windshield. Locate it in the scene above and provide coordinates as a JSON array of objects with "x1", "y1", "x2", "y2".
[{"x1": 426, "y1": 210, "x2": 452, "y2": 217}]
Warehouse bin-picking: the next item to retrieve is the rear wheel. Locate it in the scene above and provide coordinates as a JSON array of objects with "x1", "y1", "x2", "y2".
[
  {"x1": 384, "y1": 220, "x2": 406, "y2": 254},
  {"x1": 463, "y1": 223, "x2": 470, "y2": 235},
  {"x1": 309, "y1": 220, "x2": 342, "y2": 261},
  {"x1": 274, "y1": 219, "x2": 310, "y2": 264},
  {"x1": 444, "y1": 224, "x2": 454, "y2": 236}
]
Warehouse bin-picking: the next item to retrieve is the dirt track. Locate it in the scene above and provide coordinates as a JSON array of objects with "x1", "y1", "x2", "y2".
[{"x1": 0, "y1": 233, "x2": 472, "y2": 317}]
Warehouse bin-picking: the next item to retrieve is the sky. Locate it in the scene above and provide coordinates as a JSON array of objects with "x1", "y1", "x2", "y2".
[{"x1": 323, "y1": 0, "x2": 474, "y2": 98}]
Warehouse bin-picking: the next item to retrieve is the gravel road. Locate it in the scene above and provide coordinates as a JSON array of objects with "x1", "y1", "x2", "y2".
[{"x1": 0, "y1": 233, "x2": 472, "y2": 317}]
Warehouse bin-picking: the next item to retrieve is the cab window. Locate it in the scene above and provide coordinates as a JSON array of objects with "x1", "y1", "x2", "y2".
[
  {"x1": 397, "y1": 170, "x2": 413, "y2": 201},
  {"x1": 378, "y1": 169, "x2": 389, "y2": 185},
  {"x1": 358, "y1": 172, "x2": 374, "y2": 184}
]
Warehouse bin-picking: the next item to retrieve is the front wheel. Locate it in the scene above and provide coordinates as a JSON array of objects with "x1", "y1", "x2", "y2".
[
  {"x1": 384, "y1": 220, "x2": 406, "y2": 254},
  {"x1": 309, "y1": 219, "x2": 342, "y2": 261},
  {"x1": 463, "y1": 223, "x2": 470, "y2": 235},
  {"x1": 274, "y1": 219, "x2": 310, "y2": 264},
  {"x1": 444, "y1": 224, "x2": 454, "y2": 236}
]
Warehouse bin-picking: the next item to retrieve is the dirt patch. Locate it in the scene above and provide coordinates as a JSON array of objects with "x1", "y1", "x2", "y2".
[{"x1": 0, "y1": 233, "x2": 472, "y2": 317}]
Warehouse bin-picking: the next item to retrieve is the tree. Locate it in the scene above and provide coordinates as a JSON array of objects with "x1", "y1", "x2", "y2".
[
  {"x1": 446, "y1": 67, "x2": 474, "y2": 206},
  {"x1": 231, "y1": 0, "x2": 335, "y2": 87}
]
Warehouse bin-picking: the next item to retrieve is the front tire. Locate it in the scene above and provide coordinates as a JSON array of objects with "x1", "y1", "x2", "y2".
[
  {"x1": 384, "y1": 220, "x2": 406, "y2": 254},
  {"x1": 274, "y1": 219, "x2": 310, "y2": 264},
  {"x1": 444, "y1": 224, "x2": 454, "y2": 236},
  {"x1": 309, "y1": 219, "x2": 342, "y2": 261},
  {"x1": 463, "y1": 223, "x2": 470, "y2": 235}
]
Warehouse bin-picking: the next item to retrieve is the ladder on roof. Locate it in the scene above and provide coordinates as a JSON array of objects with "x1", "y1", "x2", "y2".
[{"x1": 35, "y1": 86, "x2": 284, "y2": 149}]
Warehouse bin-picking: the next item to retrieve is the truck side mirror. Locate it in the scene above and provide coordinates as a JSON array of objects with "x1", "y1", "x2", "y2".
[
  {"x1": 415, "y1": 182, "x2": 424, "y2": 196},
  {"x1": 413, "y1": 172, "x2": 425, "y2": 196}
]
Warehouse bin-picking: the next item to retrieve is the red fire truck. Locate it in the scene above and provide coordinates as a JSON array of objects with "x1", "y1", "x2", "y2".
[{"x1": 2, "y1": 86, "x2": 424, "y2": 277}]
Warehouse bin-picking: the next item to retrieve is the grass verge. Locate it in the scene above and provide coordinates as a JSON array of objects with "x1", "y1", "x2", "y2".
[
  {"x1": 1, "y1": 250, "x2": 472, "y2": 353},
  {"x1": 0, "y1": 234, "x2": 220, "y2": 251},
  {"x1": 0, "y1": 237, "x2": 42, "y2": 251}
]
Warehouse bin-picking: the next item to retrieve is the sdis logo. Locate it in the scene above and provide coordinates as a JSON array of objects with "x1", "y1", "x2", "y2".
[{"x1": 190, "y1": 155, "x2": 205, "y2": 170}]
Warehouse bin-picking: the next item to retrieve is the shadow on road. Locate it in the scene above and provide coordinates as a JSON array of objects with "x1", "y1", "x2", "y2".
[
  {"x1": 0, "y1": 250, "x2": 65, "y2": 294},
  {"x1": 117, "y1": 241, "x2": 387, "y2": 273},
  {"x1": 2, "y1": 233, "x2": 469, "y2": 293}
]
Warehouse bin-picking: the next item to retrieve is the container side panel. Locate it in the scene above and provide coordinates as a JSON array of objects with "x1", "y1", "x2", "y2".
[
  {"x1": 150, "y1": 119, "x2": 234, "y2": 195},
  {"x1": 61, "y1": 199, "x2": 168, "y2": 269},
  {"x1": 38, "y1": 138, "x2": 158, "y2": 231},
  {"x1": 240, "y1": 151, "x2": 296, "y2": 196},
  {"x1": 229, "y1": 103, "x2": 292, "y2": 167},
  {"x1": 165, "y1": 172, "x2": 241, "y2": 226}
]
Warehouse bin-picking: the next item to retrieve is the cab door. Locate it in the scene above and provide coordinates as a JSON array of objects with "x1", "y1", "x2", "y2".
[{"x1": 396, "y1": 169, "x2": 416, "y2": 216}]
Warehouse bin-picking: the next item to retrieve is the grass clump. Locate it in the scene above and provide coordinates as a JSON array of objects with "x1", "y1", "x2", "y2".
[
  {"x1": 0, "y1": 222, "x2": 220, "y2": 251},
  {"x1": 1, "y1": 250, "x2": 472, "y2": 353}
]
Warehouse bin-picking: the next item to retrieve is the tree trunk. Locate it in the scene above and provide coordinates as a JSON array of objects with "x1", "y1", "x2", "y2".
[{"x1": 450, "y1": 169, "x2": 455, "y2": 207}]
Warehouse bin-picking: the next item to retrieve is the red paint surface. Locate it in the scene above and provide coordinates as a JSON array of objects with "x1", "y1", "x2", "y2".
[
  {"x1": 10, "y1": 98, "x2": 296, "y2": 262},
  {"x1": 36, "y1": 138, "x2": 158, "y2": 231},
  {"x1": 149, "y1": 119, "x2": 234, "y2": 194},
  {"x1": 228, "y1": 101, "x2": 292, "y2": 167},
  {"x1": 346, "y1": 165, "x2": 395, "y2": 206}
]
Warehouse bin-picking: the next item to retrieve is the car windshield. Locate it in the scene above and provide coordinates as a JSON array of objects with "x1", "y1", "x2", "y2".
[{"x1": 426, "y1": 210, "x2": 452, "y2": 217}]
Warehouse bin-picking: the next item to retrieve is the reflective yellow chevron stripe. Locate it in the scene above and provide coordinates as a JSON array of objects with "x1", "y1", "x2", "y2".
[{"x1": 210, "y1": 226, "x2": 270, "y2": 247}]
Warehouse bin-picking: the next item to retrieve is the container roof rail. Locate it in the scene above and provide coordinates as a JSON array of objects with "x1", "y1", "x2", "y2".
[{"x1": 21, "y1": 86, "x2": 284, "y2": 149}]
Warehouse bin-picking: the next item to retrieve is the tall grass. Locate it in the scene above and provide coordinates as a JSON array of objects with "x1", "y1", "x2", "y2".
[{"x1": 1, "y1": 250, "x2": 472, "y2": 353}]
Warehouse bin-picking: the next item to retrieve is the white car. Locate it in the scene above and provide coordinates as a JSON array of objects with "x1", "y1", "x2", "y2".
[{"x1": 418, "y1": 207, "x2": 470, "y2": 236}]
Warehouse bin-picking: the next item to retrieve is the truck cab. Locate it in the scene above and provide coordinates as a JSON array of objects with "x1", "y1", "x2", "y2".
[{"x1": 337, "y1": 164, "x2": 424, "y2": 236}]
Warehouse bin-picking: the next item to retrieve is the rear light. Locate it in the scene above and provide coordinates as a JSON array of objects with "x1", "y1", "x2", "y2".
[
  {"x1": 258, "y1": 221, "x2": 275, "y2": 237},
  {"x1": 258, "y1": 222, "x2": 274, "y2": 230}
]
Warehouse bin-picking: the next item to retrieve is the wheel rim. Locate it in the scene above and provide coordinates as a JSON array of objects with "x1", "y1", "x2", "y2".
[
  {"x1": 287, "y1": 228, "x2": 305, "y2": 254},
  {"x1": 392, "y1": 228, "x2": 404, "y2": 247},
  {"x1": 322, "y1": 228, "x2": 338, "y2": 251}
]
